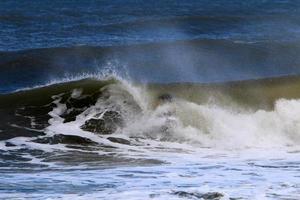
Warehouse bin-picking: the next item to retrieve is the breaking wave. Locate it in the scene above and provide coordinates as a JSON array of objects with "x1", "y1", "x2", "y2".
[{"x1": 2, "y1": 73, "x2": 300, "y2": 154}]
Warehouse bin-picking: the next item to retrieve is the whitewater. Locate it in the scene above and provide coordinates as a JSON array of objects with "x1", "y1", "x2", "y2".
[{"x1": 0, "y1": 72, "x2": 300, "y2": 200}]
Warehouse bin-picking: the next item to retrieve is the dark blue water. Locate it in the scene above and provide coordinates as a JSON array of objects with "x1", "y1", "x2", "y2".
[
  {"x1": 1, "y1": 0, "x2": 300, "y2": 93},
  {"x1": 1, "y1": 0, "x2": 300, "y2": 51}
]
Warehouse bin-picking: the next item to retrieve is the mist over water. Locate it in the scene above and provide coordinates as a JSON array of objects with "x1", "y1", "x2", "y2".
[{"x1": 1, "y1": 1, "x2": 300, "y2": 200}]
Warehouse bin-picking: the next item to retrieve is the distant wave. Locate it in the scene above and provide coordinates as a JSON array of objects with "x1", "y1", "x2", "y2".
[{"x1": 1, "y1": 39, "x2": 300, "y2": 94}]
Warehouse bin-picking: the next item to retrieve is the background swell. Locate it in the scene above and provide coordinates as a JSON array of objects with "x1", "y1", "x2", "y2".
[{"x1": 1, "y1": 39, "x2": 300, "y2": 93}]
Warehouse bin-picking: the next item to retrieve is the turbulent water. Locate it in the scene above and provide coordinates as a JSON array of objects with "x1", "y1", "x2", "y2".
[
  {"x1": 1, "y1": 75, "x2": 300, "y2": 199},
  {"x1": 1, "y1": 0, "x2": 300, "y2": 199}
]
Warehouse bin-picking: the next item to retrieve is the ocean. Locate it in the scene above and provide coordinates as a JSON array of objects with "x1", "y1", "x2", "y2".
[{"x1": 1, "y1": 1, "x2": 300, "y2": 199}]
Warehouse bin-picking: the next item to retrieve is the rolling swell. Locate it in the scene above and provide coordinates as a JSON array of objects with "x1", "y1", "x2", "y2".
[{"x1": 2, "y1": 39, "x2": 300, "y2": 93}]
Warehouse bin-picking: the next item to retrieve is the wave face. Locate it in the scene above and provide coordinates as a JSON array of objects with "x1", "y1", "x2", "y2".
[{"x1": 2, "y1": 75, "x2": 300, "y2": 151}]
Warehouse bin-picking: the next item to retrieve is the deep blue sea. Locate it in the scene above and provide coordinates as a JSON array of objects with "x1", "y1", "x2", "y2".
[
  {"x1": 1, "y1": 0, "x2": 300, "y2": 93},
  {"x1": 1, "y1": 1, "x2": 300, "y2": 200},
  {"x1": 1, "y1": 0, "x2": 300, "y2": 51}
]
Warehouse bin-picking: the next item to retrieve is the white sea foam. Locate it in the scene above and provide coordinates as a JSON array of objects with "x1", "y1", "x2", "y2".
[
  {"x1": 40, "y1": 73, "x2": 300, "y2": 151},
  {"x1": 3, "y1": 73, "x2": 300, "y2": 200}
]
